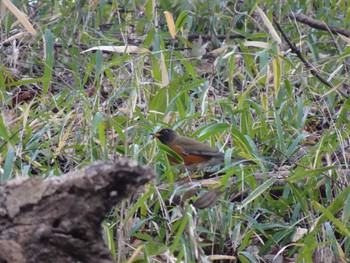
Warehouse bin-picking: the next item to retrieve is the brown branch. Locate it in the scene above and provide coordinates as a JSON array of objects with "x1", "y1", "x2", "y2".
[
  {"x1": 0, "y1": 160, "x2": 156, "y2": 263},
  {"x1": 273, "y1": 15, "x2": 334, "y2": 89},
  {"x1": 272, "y1": 15, "x2": 350, "y2": 98},
  {"x1": 288, "y1": 12, "x2": 350, "y2": 37},
  {"x1": 274, "y1": 14, "x2": 349, "y2": 98}
]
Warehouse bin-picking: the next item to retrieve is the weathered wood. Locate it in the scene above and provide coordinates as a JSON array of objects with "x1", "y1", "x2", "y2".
[{"x1": 0, "y1": 160, "x2": 156, "y2": 263}]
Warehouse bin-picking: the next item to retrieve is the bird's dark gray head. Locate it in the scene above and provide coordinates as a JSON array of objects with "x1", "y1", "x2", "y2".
[{"x1": 152, "y1": 128, "x2": 178, "y2": 145}]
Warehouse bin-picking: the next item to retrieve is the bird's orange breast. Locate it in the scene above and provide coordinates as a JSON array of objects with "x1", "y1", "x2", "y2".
[{"x1": 168, "y1": 144, "x2": 212, "y2": 166}]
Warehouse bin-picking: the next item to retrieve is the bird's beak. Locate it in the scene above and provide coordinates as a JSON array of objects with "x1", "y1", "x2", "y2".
[{"x1": 151, "y1": 132, "x2": 161, "y2": 138}]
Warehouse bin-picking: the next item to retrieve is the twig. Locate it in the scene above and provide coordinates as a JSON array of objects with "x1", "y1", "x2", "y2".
[
  {"x1": 288, "y1": 12, "x2": 350, "y2": 37},
  {"x1": 273, "y1": 15, "x2": 334, "y2": 88},
  {"x1": 273, "y1": 15, "x2": 349, "y2": 98}
]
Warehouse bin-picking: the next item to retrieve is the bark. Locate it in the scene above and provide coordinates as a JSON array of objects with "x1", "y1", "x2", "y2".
[{"x1": 0, "y1": 159, "x2": 156, "y2": 263}]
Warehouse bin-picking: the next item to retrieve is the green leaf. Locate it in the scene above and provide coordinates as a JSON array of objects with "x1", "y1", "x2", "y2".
[
  {"x1": 95, "y1": 50, "x2": 103, "y2": 83},
  {"x1": 123, "y1": 188, "x2": 155, "y2": 224},
  {"x1": 333, "y1": 45, "x2": 350, "y2": 60},
  {"x1": 312, "y1": 201, "x2": 350, "y2": 238},
  {"x1": 286, "y1": 134, "x2": 304, "y2": 158},
  {"x1": 92, "y1": 112, "x2": 104, "y2": 133},
  {"x1": 175, "y1": 10, "x2": 190, "y2": 30},
  {"x1": 3, "y1": 147, "x2": 15, "y2": 182},
  {"x1": 0, "y1": 69, "x2": 6, "y2": 94},
  {"x1": 5, "y1": 77, "x2": 46, "y2": 87},
  {"x1": 314, "y1": 186, "x2": 350, "y2": 226},
  {"x1": 144, "y1": 241, "x2": 168, "y2": 256},
  {"x1": 170, "y1": 208, "x2": 189, "y2": 253},
  {"x1": 342, "y1": 191, "x2": 350, "y2": 223},
  {"x1": 274, "y1": 109, "x2": 285, "y2": 154},
  {"x1": 238, "y1": 178, "x2": 277, "y2": 209},
  {"x1": 98, "y1": 119, "x2": 106, "y2": 157},
  {"x1": 43, "y1": 29, "x2": 54, "y2": 96},
  {"x1": 230, "y1": 126, "x2": 252, "y2": 153},
  {"x1": 238, "y1": 251, "x2": 257, "y2": 263},
  {"x1": 287, "y1": 166, "x2": 335, "y2": 182},
  {"x1": 145, "y1": 0, "x2": 153, "y2": 21},
  {"x1": 149, "y1": 87, "x2": 168, "y2": 120},
  {"x1": 129, "y1": 217, "x2": 157, "y2": 238},
  {"x1": 102, "y1": 221, "x2": 116, "y2": 260},
  {"x1": 196, "y1": 123, "x2": 230, "y2": 140},
  {"x1": 0, "y1": 114, "x2": 10, "y2": 141},
  {"x1": 173, "y1": 51, "x2": 197, "y2": 80}
]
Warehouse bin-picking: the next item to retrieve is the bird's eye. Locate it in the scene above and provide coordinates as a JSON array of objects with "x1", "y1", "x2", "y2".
[{"x1": 164, "y1": 130, "x2": 168, "y2": 134}]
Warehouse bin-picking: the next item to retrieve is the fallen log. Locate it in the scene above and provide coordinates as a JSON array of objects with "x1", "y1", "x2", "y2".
[{"x1": 0, "y1": 160, "x2": 156, "y2": 263}]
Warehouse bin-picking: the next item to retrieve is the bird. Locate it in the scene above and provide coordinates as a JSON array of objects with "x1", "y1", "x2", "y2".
[{"x1": 151, "y1": 128, "x2": 253, "y2": 171}]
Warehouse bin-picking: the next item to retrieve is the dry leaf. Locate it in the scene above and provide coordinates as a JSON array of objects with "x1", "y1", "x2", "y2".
[
  {"x1": 338, "y1": 33, "x2": 350, "y2": 45},
  {"x1": 292, "y1": 227, "x2": 308, "y2": 242},
  {"x1": 159, "y1": 52, "x2": 169, "y2": 86},
  {"x1": 164, "y1": 11, "x2": 176, "y2": 39},
  {"x1": 243, "y1": 41, "x2": 271, "y2": 48},
  {"x1": 2, "y1": 0, "x2": 37, "y2": 35},
  {"x1": 81, "y1": 46, "x2": 149, "y2": 54},
  {"x1": 257, "y1": 7, "x2": 281, "y2": 44}
]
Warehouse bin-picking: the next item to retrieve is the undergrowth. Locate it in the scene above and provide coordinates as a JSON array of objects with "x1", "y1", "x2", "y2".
[{"x1": 1, "y1": 0, "x2": 350, "y2": 262}]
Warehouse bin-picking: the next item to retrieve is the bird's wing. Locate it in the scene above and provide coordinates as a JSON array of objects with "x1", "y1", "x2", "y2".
[{"x1": 174, "y1": 136, "x2": 224, "y2": 157}]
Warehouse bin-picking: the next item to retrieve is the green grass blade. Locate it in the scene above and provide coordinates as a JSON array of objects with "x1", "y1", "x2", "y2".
[
  {"x1": 312, "y1": 201, "x2": 350, "y2": 238},
  {"x1": 43, "y1": 29, "x2": 54, "y2": 96},
  {"x1": 238, "y1": 178, "x2": 277, "y2": 209},
  {"x1": 3, "y1": 146, "x2": 15, "y2": 182}
]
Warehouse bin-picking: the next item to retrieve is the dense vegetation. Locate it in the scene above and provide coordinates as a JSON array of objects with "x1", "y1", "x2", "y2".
[{"x1": 1, "y1": 0, "x2": 350, "y2": 262}]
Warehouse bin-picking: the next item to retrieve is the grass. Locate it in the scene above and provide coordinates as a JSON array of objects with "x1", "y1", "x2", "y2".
[{"x1": 1, "y1": 0, "x2": 350, "y2": 262}]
